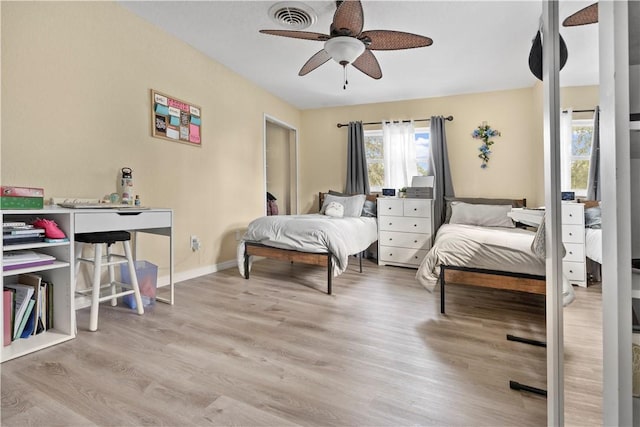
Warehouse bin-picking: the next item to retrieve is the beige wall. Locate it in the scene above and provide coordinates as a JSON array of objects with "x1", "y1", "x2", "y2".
[
  {"x1": 301, "y1": 88, "x2": 541, "y2": 210},
  {"x1": 1, "y1": 2, "x2": 301, "y2": 279}
]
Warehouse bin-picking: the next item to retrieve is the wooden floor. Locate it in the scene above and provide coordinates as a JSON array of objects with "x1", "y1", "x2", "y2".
[{"x1": 1, "y1": 258, "x2": 602, "y2": 426}]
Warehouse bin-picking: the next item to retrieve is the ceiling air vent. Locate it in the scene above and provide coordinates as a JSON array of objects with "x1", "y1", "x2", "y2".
[{"x1": 269, "y1": 2, "x2": 317, "y2": 30}]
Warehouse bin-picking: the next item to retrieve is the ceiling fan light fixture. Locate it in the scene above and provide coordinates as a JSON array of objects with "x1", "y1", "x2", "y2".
[{"x1": 324, "y1": 36, "x2": 365, "y2": 66}]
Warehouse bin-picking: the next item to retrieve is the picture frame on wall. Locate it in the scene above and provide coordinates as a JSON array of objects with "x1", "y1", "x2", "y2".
[{"x1": 151, "y1": 89, "x2": 201, "y2": 147}]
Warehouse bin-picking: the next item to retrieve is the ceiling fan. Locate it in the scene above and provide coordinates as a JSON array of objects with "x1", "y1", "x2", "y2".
[
  {"x1": 563, "y1": 3, "x2": 598, "y2": 26},
  {"x1": 259, "y1": 0, "x2": 433, "y2": 89}
]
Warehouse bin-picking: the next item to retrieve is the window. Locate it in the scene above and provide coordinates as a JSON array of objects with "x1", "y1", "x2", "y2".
[
  {"x1": 364, "y1": 127, "x2": 430, "y2": 191},
  {"x1": 563, "y1": 119, "x2": 594, "y2": 194}
]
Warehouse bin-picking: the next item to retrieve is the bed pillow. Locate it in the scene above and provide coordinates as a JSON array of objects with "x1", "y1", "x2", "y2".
[
  {"x1": 321, "y1": 194, "x2": 366, "y2": 218},
  {"x1": 584, "y1": 206, "x2": 602, "y2": 229},
  {"x1": 324, "y1": 201, "x2": 344, "y2": 217},
  {"x1": 449, "y1": 201, "x2": 515, "y2": 228},
  {"x1": 327, "y1": 190, "x2": 376, "y2": 217},
  {"x1": 444, "y1": 196, "x2": 525, "y2": 223},
  {"x1": 362, "y1": 199, "x2": 377, "y2": 217}
]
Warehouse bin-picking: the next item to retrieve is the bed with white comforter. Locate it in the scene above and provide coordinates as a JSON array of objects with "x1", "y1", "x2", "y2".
[
  {"x1": 416, "y1": 224, "x2": 545, "y2": 291},
  {"x1": 416, "y1": 223, "x2": 575, "y2": 306},
  {"x1": 237, "y1": 214, "x2": 378, "y2": 277}
]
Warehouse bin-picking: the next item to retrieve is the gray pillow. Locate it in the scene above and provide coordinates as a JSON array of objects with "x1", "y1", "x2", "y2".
[
  {"x1": 584, "y1": 206, "x2": 601, "y2": 229},
  {"x1": 444, "y1": 196, "x2": 526, "y2": 223},
  {"x1": 321, "y1": 194, "x2": 366, "y2": 218},
  {"x1": 362, "y1": 200, "x2": 377, "y2": 217},
  {"x1": 327, "y1": 190, "x2": 376, "y2": 217},
  {"x1": 449, "y1": 201, "x2": 515, "y2": 228}
]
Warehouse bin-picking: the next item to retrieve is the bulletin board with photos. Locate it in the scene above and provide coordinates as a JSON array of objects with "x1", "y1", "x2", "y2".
[{"x1": 151, "y1": 89, "x2": 201, "y2": 146}]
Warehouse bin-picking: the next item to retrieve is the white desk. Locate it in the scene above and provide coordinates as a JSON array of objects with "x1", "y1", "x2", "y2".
[{"x1": 73, "y1": 208, "x2": 174, "y2": 305}]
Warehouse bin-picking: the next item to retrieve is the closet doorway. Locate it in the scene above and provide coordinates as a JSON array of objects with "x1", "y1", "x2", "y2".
[{"x1": 264, "y1": 114, "x2": 298, "y2": 215}]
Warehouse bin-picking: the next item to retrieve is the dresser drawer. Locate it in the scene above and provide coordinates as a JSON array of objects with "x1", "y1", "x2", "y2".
[
  {"x1": 379, "y1": 231, "x2": 431, "y2": 249},
  {"x1": 563, "y1": 242, "x2": 585, "y2": 262},
  {"x1": 377, "y1": 198, "x2": 403, "y2": 216},
  {"x1": 562, "y1": 224, "x2": 584, "y2": 244},
  {"x1": 562, "y1": 203, "x2": 584, "y2": 225},
  {"x1": 403, "y1": 199, "x2": 432, "y2": 218},
  {"x1": 379, "y1": 216, "x2": 431, "y2": 234},
  {"x1": 563, "y1": 261, "x2": 586, "y2": 282},
  {"x1": 379, "y1": 246, "x2": 428, "y2": 266}
]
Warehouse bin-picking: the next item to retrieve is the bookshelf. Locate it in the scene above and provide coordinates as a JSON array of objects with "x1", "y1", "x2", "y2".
[{"x1": 1, "y1": 209, "x2": 75, "y2": 362}]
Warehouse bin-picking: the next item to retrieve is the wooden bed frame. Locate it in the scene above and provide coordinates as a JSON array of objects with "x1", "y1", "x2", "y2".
[{"x1": 243, "y1": 192, "x2": 377, "y2": 294}]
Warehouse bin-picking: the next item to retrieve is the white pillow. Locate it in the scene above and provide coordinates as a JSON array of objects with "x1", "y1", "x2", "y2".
[
  {"x1": 321, "y1": 194, "x2": 366, "y2": 217},
  {"x1": 324, "y1": 201, "x2": 344, "y2": 217},
  {"x1": 449, "y1": 201, "x2": 515, "y2": 228}
]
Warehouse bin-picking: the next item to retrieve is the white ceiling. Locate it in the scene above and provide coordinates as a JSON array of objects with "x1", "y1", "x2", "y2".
[{"x1": 119, "y1": 0, "x2": 599, "y2": 110}]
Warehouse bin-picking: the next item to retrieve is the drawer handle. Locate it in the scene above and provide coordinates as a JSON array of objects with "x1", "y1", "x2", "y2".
[
  {"x1": 414, "y1": 240, "x2": 418, "y2": 243},
  {"x1": 414, "y1": 256, "x2": 418, "y2": 259},
  {"x1": 389, "y1": 253, "x2": 393, "y2": 256},
  {"x1": 414, "y1": 224, "x2": 417, "y2": 227},
  {"x1": 569, "y1": 270, "x2": 573, "y2": 273},
  {"x1": 117, "y1": 212, "x2": 142, "y2": 216},
  {"x1": 389, "y1": 222, "x2": 393, "y2": 226},
  {"x1": 414, "y1": 208, "x2": 417, "y2": 211},
  {"x1": 388, "y1": 207, "x2": 392, "y2": 210},
  {"x1": 389, "y1": 238, "x2": 393, "y2": 241},
  {"x1": 569, "y1": 232, "x2": 572, "y2": 236},
  {"x1": 569, "y1": 213, "x2": 573, "y2": 217},
  {"x1": 569, "y1": 251, "x2": 573, "y2": 255}
]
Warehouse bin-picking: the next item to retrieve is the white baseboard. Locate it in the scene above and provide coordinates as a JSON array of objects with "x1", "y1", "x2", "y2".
[{"x1": 157, "y1": 259, "x2": 237, "y2": 286}]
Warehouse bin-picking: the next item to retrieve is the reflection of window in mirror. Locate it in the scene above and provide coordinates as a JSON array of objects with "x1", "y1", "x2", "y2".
[{"x1": 560, "y1": 112, "x2": 595, "y2": 198}]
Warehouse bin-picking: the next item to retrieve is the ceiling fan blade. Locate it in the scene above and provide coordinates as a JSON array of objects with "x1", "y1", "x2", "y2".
[
  {"x1": 299, "y1": 49, "x2": 332, "y2": 76},
  {"x1": 361, "y1": 30, "x2": 433, "y2": 50},
  {"x1": 331, "y1": 0, "x2": 364, "y2": 37},
  {"x1": 352, "y1": 50, "x2": 382, "y2": 80},
  {"x1": 259, "y1": 29, "x2": 329, "y2": 42},
  {"x1": 562, "y1": 2, "x2": 598, "y2": 27}
]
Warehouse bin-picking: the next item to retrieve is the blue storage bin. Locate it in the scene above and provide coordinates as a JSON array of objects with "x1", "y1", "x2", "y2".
[{"x1": 121, "y1": 260, "x2": 157, "y2": 309}]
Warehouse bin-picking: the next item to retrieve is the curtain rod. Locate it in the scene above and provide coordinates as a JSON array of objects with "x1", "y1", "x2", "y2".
[
  {"x1": 562, "y1": 108, "x2": 595, "y2": 113},
  {"x1": 336, "y1": 115, "x2": 454, "y2": 128}
]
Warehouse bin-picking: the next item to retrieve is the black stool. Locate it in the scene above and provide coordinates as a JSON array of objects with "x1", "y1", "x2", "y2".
[{"x1": 74, "y1": 231, "x2": 143, "y2": 332}]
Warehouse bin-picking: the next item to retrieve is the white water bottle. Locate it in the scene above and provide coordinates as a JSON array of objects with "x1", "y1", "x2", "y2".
[{"x1": 120, "y1": 167, "x2": 134, "y2": 204}]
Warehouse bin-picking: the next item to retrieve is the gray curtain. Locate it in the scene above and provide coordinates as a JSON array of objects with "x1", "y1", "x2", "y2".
[
  {"x1": 430, "y1": 116, "x2": 455, "y2": 232},
  {"x1": 587, "y1": 106, "x2": 600, "y2": 201},
  {"x1": 346, "y1": 121, "x2": 370, "y2": 194}
]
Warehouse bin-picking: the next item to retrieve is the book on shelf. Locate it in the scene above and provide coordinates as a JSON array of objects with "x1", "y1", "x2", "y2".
[
  {"x1": 43, "y1": 237, "x2": 69, "y2": 243},
  {"x1": 3, "y1": 283, "x2": 34, "y2": 339},
  {"x1": 2, "y1": 221, "x2": 27, "y2": 228},
  {"x1": 0, "y1": 196, "x2": 44, "y2": 210},
  {"x1": 15, "y1": 299, "x2": 34, "y2": 339},
  {"x1": 45, "y1": 281, "x2": 54, "y2": 330},
  {"x1": 4, "y1": 228, "x2": 45, "y2": 236},
  {"x1": 2, "y1": 251, "x2": 56, "y2": 271},
  {"x1": 19, "y1": 300, "x2": 36, "y2": 338},
  {"x1": 0, "y1": 186, "x2": 44, "y2": 198},
  {"x1": 3, "y1": 236, "x2": 45, "y2": 246},
  {"x1": 18, "y1": 274, "x2": 43, "y2": 335},
  {"x1": 3, "y1": 289, "x2": 14, "y2": 346}
]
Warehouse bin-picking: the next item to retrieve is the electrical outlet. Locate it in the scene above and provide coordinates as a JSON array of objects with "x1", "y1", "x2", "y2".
[{"x1": 190, "y1": 235, "x2": 201, "y2": 251}]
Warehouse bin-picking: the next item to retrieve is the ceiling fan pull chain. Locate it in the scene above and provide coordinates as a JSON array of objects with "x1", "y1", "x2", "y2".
[{"x1": 343, "y1": 65, "x2": 348, "y2": 90}]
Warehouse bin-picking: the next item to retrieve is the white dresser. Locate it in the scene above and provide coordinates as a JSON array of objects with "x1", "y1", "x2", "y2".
[
  {"x1": 562, "y1": 202, "x2": 586, "y2": 287},
  {"x1": 377, "y1": 198, "x2": 433, "y2": 268}
]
